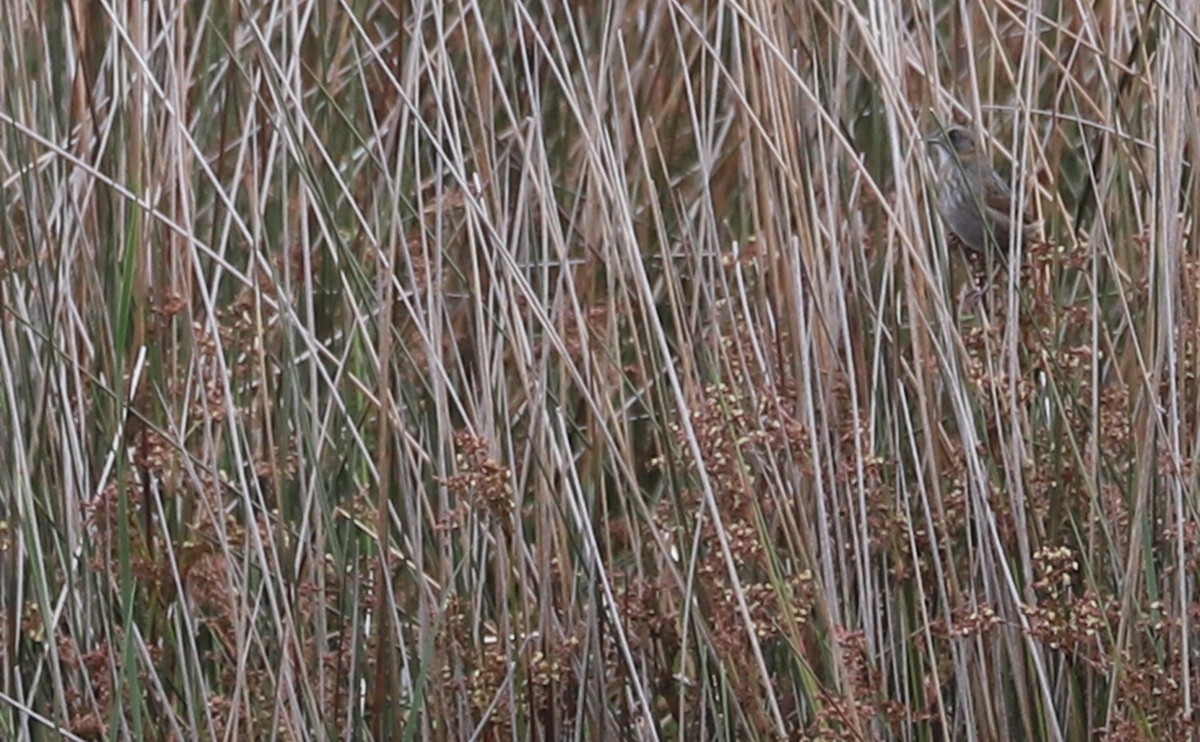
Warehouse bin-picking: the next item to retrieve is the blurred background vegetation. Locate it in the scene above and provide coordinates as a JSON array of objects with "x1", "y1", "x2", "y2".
[{"x1": 0, "y1": 0, "x2": 1196, "y2": 739}]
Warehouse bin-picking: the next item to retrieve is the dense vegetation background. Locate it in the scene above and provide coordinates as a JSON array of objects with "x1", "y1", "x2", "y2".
[{"x1": 0, "y1": 0, "x2": 1196, "y2": 739}]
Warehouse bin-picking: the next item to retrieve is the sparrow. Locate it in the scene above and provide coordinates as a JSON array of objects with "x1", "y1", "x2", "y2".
[{"x1": 924, "y1": 125, "x2": 1034, "y2": 256}]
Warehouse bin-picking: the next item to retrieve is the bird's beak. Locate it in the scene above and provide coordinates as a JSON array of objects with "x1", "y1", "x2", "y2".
[{"x1": 922, "y1": 130, "x2": 942, "y2": 146}]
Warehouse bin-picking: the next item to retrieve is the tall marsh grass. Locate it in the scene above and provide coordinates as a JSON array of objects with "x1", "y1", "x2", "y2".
[{"x1": 0, "y1": 0, "x2": 1196, "y2": 739}]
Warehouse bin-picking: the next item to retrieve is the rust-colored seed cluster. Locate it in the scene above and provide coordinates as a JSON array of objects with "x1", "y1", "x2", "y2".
[{"x1": 448, "y1": 430, "x2": 515, "y2": 520}]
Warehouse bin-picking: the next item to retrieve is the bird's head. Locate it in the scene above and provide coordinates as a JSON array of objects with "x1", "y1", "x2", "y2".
[{"x1": 924, "y1": 126, "x2": 978, "y2": 162}]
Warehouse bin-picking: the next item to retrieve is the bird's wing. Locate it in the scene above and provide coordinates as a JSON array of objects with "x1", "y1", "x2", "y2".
[{"x1": 981, "y1": 171, "x2": 1035, "y2": 226}]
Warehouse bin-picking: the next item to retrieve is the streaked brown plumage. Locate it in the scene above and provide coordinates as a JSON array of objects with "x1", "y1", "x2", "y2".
[{"x1": 924, "y1": 126, "x2": 1033, "y2": 255}]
